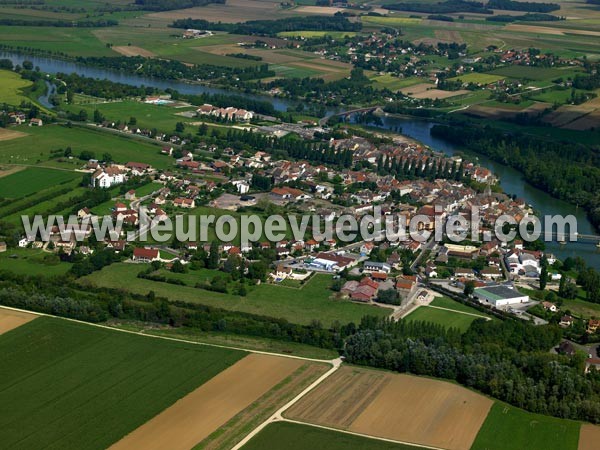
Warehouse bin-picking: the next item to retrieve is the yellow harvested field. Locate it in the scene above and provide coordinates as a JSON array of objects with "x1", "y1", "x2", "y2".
[
  {"x1": 113, "y1": 46, "x2": 156, "y2": 57},
  {"x1": 0, "y1": 308, "x2": 38, "y2": 335},
  {"x1": 109, "y1": 353, "x2": 304, "y2": 450},
  {"x1": 399, "y1": 82, "x2": 436, "y2": 95},
  {"x1": 579, "y1": 424, "x2": 600, "y2": 450},
  {"x1": 0, "y1": 128, "x2": 27, "y2": 142},
  {"x1": 286, "y1": 366, "x2": 493, "y2": 450},
  {"x1": 295, "y1": 6, "x2": 345, "y2": 14}
]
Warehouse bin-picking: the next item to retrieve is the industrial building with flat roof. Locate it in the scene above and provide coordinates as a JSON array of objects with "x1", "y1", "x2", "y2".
[{"x1": 474, "y1": 284, "x2": 529, "y2": 307}]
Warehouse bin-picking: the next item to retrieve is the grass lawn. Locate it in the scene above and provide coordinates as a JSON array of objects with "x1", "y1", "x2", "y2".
[
  {"x1": 429, "y1": 296, "x2": 494, "y2": 317},
  {"x1": 62, "y1": 101, "x2": 198, "y2": 134},
  {"x1": 0, "y1": 124, "x2": 173, "y2": 169},
  {"x1": 371, "y1": 74, "x2": 423, "y2": 91},
  {"x1": 448, "y1": 72, "x2": 504, "y2": 84},
  {"x1": 471, "y1": 402, "x2": 581, "y2": 450},
  {"x1": 82, "y1": 264, "x2": 390, "y2": 326},
  {"x1": 403, "y1": 305, "x2": 482, "y2": 332},
  {"x1": 242, "y1": 422, "x2": 420, "y2": 450},
  {"x1": 0, "y1": 316, "x2": 245, "y2": 450},
  {"x1": 0, "y1": 167, "x2": 81, "y2": 199},
  {"x1": 0, "y1": 69, "x2": 33, "y2": 106},
  {"x1": 0, "y1": 248, "x2": 72, "y2": 276}
]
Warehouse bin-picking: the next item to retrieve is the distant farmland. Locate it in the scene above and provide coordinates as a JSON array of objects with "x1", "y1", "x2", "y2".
[
  {"x1": 0, "y1": 167, "x2": 82, "y2": 199},
  {"x1": 0, "y1": 317, "x2": 245, "y2": 450}
]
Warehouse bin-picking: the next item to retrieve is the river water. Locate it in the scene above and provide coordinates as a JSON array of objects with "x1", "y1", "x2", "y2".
[{"x1": 3, "y1": 52, "x2": 598, "y2": 267}]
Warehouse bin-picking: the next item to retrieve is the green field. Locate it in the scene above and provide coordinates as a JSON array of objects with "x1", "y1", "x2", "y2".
[
  {"x1": 403, "y1": 305, "x2": 483, "y2": 332},
  {"x1": 429, "y1": 296, "x2": 495, "y2": 317},
  {"x1": 448, "y1": 72, "x2": 504, "y2": 85},
  {"x1": 82, "y1": 264, "x2": 390, "y2": 326},
  {"x1": 489, "y1": 66, "x2": 584, "y2": 82},
  {"x1": 242, "y1": 421, "x2": 419, "y2": 450},
  {"x1": 362, "y1": 16, "x2": 422, "y2": 27},
  {"x1": 272, "y1": 64, "x2": 323, "y2": 79},
  {"x1": 0, "y1": 316, "x2": 245, "y2": 450},
  {"x1": 0, "y1": 248, "x2": 72, "y2": 276},
  {"x1": 277, "y1": 31, "x2": 358, "y2": 38},
  {"x1": 371, "y1": 74, "x2": 424, "y2": 91},
  {"x1": 0, "y1": 125, "x2": 173, "y2": 169},
  {"x1": 471, "y1": 402, "x2": 581, "y2": 450},
  {"x1": 0, "y1": 69, "x2": 33, "y2": 106},
  {"x1": 0, "y1": 167, "x2": 81, "y2": 199}
]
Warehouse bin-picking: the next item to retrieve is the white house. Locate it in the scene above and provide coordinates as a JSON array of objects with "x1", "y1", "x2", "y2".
[
  {"x1": 91, "y1": 167, "x2": 125, "y2": 188},
  {"x1": 232, "y1": 180, "x2": 250, "y2": 195}
]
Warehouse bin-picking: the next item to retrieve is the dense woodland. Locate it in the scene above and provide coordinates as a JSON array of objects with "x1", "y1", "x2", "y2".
[
  {"x1": 170, "y1": 14, "x2": 362, "y2": 36},
  {"x1": 487, "y1": 0, "x2": 560, "y2": 12},
  {"x1": 430, "y1": 122, "x2": 600, "y2": 232},
  {"x1": 383, "y1": 0, "x2": 493, "y2": 14},
  {"x1": 75, "y1": 56, "x2": 274, "y2": 82},
  {"x1": 345, "y1": 316, "x2": 600, "y2": 422},
  {"x1": 133, "y1": 0, "x2": 225, "y2": 11}
]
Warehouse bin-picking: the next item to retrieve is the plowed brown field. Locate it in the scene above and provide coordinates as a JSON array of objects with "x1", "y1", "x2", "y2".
[
  {"x1": 0, "y1": 308, "x2": 38, "y2": 334},
  {"x1": 286, "y1": 366, "x2": 492, "y2": 450},
  {"x1": 579, "y1": 424, "x2": 600, "y2": 450},
  {"x1": 110, "y1": 353, "x2": 304, "y2": 450}
]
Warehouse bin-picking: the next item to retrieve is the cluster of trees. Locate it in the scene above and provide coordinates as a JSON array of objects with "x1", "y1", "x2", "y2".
[
  {"x1": 345, "y1": 316, "x2": 600, "y2": 422},
  {"x1": 75, "y1": 56, "x2": 275, "y2": 83},
  {"x1": 375, "y1": 152, "x2": 466, "y2": 182},
  {"x1": 58, "y1": 73, "x2": 159, "y2": 101},
  {"x1": 487, "y1": 0, "x2": 560, "y2": 12},
  {"x1": 171, "y1": 14, "x2": 362, "y2": 36},
  {"x1": 0, "y1": 18, "x2": 118, "y2": 27},
  {"x1": 573, "y1": 72, "x2": 600, "y2": 90},
  {"x1": 486, "y1": 13, "x2": 563, "y2": 22},
  {"x1": 134, "y1": 0, "x2": 224, "y2": 11},
  {"x1": 430, "y1": 122, "x2": 600, "y2": 232},
  {"x1": 383, "y1": 0, "x2": 492, "y2": 14},
  {"x1": 69, "y1": 248, "x2": 124, "y2": 277}
]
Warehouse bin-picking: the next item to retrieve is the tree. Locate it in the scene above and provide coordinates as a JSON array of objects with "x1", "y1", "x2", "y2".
[
  {"x1": 175, "y1": 122, "x2": 185, "y2": 133},
  {"x1": 464, "y1": 281, "x2": 475, "y2": 296},
  {"x1": 540, "y1": 256, "x2": 549, "y2": 290},
  {"x1": 376, "y1": 289, "x2": 399, "y2": 305},
  {"x1": 207, "y1": 241, "x2": 220, "y2": 269}
]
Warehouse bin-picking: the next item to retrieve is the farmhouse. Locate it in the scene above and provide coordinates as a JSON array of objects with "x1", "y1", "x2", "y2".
[
  {"x1": 132, "y1": 247, "x2": 159, "y2": 263},
  {"x1": 173, "y1": 197, "x2": 195, "y2": 208},
  {"x1": 29, "y1": 118, "x2": 43, "y2": 127},
  {"x1": 474, "y1": 284, "x2": 529, "y2": 307}
]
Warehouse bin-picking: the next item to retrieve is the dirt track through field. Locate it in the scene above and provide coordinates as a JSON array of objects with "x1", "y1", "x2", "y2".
[
  {"x1": 579, "y1": 424, "x2": 600, "y2": 450},
  {"x1": 0, "y1": 308, "x2": 38, "y2": 334},
  {"x1": 109, "y1": 353, "x2": 304, "y2": 450},
  {"x1": 287, "y1": 366, "x2": 493, "y2": 450}
]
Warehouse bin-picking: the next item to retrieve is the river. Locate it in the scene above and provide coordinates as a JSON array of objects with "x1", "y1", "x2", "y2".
[
  {"x1": 373, "y1": 115, "x2": 600, "y2": 269},
  {"x1": 3, "y1": 52, "x2": 598, "y2": 268}
]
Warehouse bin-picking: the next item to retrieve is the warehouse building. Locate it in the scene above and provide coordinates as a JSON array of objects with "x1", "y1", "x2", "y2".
[{"x1": 474, "y1": 284, "x2": 529, "y2": 307}]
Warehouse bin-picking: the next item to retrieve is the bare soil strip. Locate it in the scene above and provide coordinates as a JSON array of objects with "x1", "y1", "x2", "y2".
[
  {"x1": 197, "y1": 362, "x2": 329, "y2": 450},
  {"x1": 109, "y1": 353, "x2": 304, "y2": 450},
  {"x1": 113, "y1": 46, "x2": 156, "y2": 57},
  {"x1": 0, "y1": 308, "x2": 38, "y2": 335},
  {"x1": 579, "y1": 424, "x2": 600, "y2": 450},
  {"x1": 287, "y1": 366, "x2": 492, "y2": 450},
  {"x1": 0, "y1": 128, "x2": 27, "y2": 142}
]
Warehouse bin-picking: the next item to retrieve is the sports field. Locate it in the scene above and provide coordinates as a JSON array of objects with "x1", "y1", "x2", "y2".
[
  {"x1": 242, "y1": 422, "x2": 420, "y2": 450},
  {"x1": 0, "y1": 167, "x2": 81, "y2": 199},
  {"x1": 0, "y1": 317, "x2": 245, "y2": 450},
  {"x1": 286, "y1": 366, "x2": 493, "y2": 450}
]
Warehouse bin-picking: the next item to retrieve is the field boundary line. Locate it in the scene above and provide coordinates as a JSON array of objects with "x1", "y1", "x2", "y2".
[
  {"x1": 278, "y1": 418, "x2": 445, "y2": 450},
  {"x1": 0, "y1": 305, "x2": 337, "y2": 364},
  {"x1": 426, "y1": 305, "x2": 492, "y2": 320}
]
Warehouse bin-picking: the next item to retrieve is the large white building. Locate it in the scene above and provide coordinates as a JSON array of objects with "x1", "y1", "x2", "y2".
[
  {"x1": 474, "y1": 284, "x2": 529, "y2": 307},
  {"x1": 91, "y1": 167, "x2": 125, "y2": 188}
]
